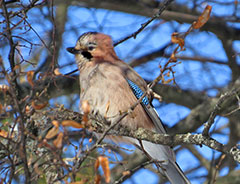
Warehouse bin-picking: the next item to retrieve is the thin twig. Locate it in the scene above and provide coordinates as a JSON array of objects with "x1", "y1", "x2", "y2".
[
  {"x1": 202, "y1": 90, "x2": 237, "y2": 136},
  {"x1": 1, "y1": 0, "x2": 16, "y2": 72},
  {"x1": 114, "y1": 0, "x2": 174, "y2": 46},
  {"x1": 50, "y1": 0, "x2": 57, "y2": 71},
  {"x1": 24, "y1": 19, "x2": 52, "y2": 54},
  {"x1": 211, "y1": 154, "x2": 226, "y2": 184},
  {"x1": 114, "y1": 160, "x2": 154, "y2": 184},
  {"x1": 0, "y1": 57, "x2": 31, "y2": 183},
  {"x1": 222, "y1": 92, "x2": 240, "y2": 116}
]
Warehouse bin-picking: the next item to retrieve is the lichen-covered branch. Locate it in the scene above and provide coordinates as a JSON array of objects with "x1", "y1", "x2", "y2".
[{"x1": 32, "y1": 106, "x2": 240, "y2": 164}]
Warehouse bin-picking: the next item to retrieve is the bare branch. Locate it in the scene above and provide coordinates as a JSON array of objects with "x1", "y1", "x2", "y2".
[
  {"x1": 114, "y1": 0, "x2": 174, "y2": 46},
  {"x1": 203, "y1": 90, "x2": 239, "y2": 136}
]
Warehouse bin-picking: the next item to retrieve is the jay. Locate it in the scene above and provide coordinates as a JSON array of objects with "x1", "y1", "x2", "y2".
[{"x1": 67, "y1": 32, "x2": 190, "y2": 184}]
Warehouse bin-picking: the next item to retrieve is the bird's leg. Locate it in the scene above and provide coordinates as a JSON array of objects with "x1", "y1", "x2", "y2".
[{"x1": 88, "y1": 110, "x2": 111, "y2": 132}]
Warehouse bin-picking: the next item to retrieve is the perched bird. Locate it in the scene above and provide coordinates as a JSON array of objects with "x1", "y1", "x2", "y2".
[{"x1": 67, "y1": 32, "x2": 190, "y2": 184}]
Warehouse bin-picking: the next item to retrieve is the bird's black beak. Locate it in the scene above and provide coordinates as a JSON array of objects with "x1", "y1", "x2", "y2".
[{"x1": 67, "y1": 47, "x2": 80, "y2": 54}]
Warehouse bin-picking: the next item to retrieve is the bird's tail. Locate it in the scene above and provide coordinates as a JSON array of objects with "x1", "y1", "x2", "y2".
[
  {"x1": 164, "y1": 160, "x2": 190, "y2": 184},
  {"x1": 138, "y1": 140, "x2": 191, "y2": 184}
]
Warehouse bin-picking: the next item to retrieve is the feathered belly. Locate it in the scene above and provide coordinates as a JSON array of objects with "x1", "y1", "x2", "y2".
[{"x1": 79, "y1": 64, "x2": 155, "y2": 131}]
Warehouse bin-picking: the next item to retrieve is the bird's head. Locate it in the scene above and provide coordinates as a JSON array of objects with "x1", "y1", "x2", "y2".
[{"x1": 67, "y1": 32, "x2": 118, "y2": 67}]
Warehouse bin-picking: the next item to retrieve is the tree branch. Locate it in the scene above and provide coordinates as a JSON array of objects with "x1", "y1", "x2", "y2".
[
  {"x1": 32, "y1": 106, "x2": 240, "y2": 164},
  {"x1": 114, "y1": 0, "x2": 174, "y2": 46}
]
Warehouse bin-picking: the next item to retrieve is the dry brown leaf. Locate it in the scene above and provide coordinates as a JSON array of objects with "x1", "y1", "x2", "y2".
[
  {"x1": 122, "y1": 171, "x2": 130, "y2": 176},
  {"x1": 26, "y1": 70, "x2": 35, "y2": 87},
  {"x1": 13, "y1": 64, "x2": 20, "y2": 71},
  {"x1": 0, "y1": 104, "x2": 2, "y2": 114},
  {"x1": 81, "y1": 100, "x2": 91, "y2": 123},
  {"x1": 235, "y1": 0, "x2": 238, "y2": 6},
  {"x1": 45, "y1": 126, "x2": 59, "y2": 139},
  {"x1": 53, "y1": 132, "x2": 63, "y2": 148},
  {"x1": 171, "y1": 32, "x2": 185, "y2": 50},
  {"x1": 31, "y1": 101, "x2": 48, "y2": 110},
  {"x1": 95, "y1": 157, "x2": 100, "y2": 170},
  {"x1": 61, "y1": 120, "x2": 84, "y2": 129},
  {"x1": 0, "y1": 129, "x2": 8, "y2": 138},
  {"x1": 99, "y1": 156, "x2": 110, "y2": 183},
  {"x1": 94, "y1": 174, "x2": 101, "y2": 184},
  {"x1": 52, "y1": 120, "x2": 59, "y2": 128},
  {"x1": 25, "y1": 105, "x2": 31, "y2": 113},
  {"x1": 0, "y1": 84, "x2": 9, "y2": 92},
  {"x1": 193, "y1": 5, "x2": 212, "y2": 29},
  {"x1": 54, "y1": 68, "x2": 62, "y2": 76}
]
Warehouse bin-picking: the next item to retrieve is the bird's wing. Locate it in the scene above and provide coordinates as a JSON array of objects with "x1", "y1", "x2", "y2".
[
  {"x1": 127, "y1": 78, "x2": 192, "y2": 184},
  {"x1": 117, "y1": 61, "x2": 175, "y2": 158},
  {"x1": 126, "y1": 78, "x2": 168, "y2": 134},
  {"x1": 118, "y1": 61, "x2": 149, "y2": 95},
  {"x1": 119, "y1": 65, "x2": 190, "y2": 183}
]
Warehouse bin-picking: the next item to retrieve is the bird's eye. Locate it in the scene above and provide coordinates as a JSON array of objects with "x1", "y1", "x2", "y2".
[
  {"x1": 87, "y1": 42, "x2": 96, "y2": 51},
  {"x1": 88, "y1": 46, "x2": 95, "y2": 51}
]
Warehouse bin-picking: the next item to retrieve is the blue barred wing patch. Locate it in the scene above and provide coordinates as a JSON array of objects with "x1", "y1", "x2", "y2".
[{"x1": 127, "y1": 79, "x2": 149, "y2": 105}]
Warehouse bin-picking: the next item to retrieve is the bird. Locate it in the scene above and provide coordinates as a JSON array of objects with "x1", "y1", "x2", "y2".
[{"x1": 67, "y1": 32, "x2": 190, "y2": 184}]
